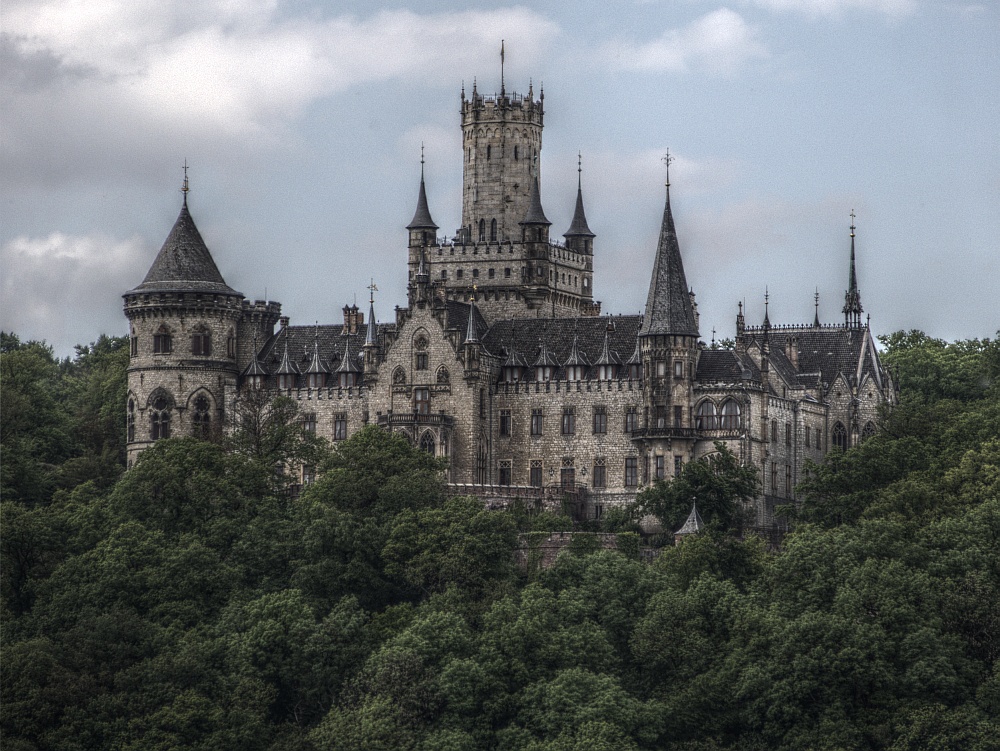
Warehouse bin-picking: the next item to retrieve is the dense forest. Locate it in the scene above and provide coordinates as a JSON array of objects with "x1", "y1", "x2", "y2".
[{"x1": 2, "y1": 329, "x2": 999, "y2": 750}]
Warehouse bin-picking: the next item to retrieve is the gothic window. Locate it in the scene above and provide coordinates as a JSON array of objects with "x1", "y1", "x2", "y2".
[
  {"x1": 192, "y1": 395, "x2": 211, "y2": 438},
  {"x1": 130, "y1": 330, "x2": 138, "y2": 357},
  {"x1": 490, "y1": 219, "x2": 497, "y2": 242},
  {"x1": 334, "y1": 413, "x2": 347, "y2": 441},
  {"x1": 862, "y1": 421, "x2": 877, "y2": 441},
  {"x1": 695, "y1": 400, "x2": 719, "y2": 430},
  {"x1": 302, "y1": 412, "x2": 316, "y2": 433},
  {"x1": 393, "y1": 367, "x2": 406, "y2": 385},
  {"x1": 833, "y1": 422, "x2": 848, "y2": 451},
  {"x1": 191, "y1": 327, "x2": 211, "y2": 357},
  {"x1": 624, "y1": 457, "x2": 638, "y2": 487},
  {"x1": 127, "y1": 399, "x2": 135, "y2": 442},
  {"x1": 478, "y1": 220, "x2": 485, "y2": 241},
  {"x1": 720, "y1": 399, "x2": 741, "y2": 430},
  {"x1": 227, "y1": 330, "x2": 235, "y2": 358},
  {"x1": 674, "y1": 406, "x2": 683, "y2": 428},
  {"x1": 561, "y1": 407, "x2": 575, "y2": 435},
  {"x1": 414, "y1": 388, "x2": 430, "y2": 415},
  {"x1": 592, "y1": 406, "x2": 607, "y2": 434},
  {"x1": 771, "y1": 419, "x2": 779, "y2": 443},
  {"x1": 436, "y1": 366, "x2": 450, "y2": 384},
  {"x1": 674, "y1": 456, "x2": 683, "y2": 477},
  {"x1": 592, "y1": 457, "x2": 606, "y2": 488},
  {"x1": 625, "y1": 406, "x2": 638, "y2": 433},
  {"x1": 514, "y1": 145, "x2": 519, "y2": 160},
  {"x1": 415, "y1": 353, "x2": 428, "y2": 370},
  {"x1": 419, "y1": 431, "x2": 435, "y2": 455},
  {"x1": 815, "y1": 427, "x2": 822, "y2": 449},
  {"x1": 479, "y1": 389, "x2": 486, "y2": 418},
  {"x1": 529, "y1": 460, "x2": 543, "y2": 487},
  {"x1": 655, "y1": 455, "x2": 665, "y2": 480},
  {"x1": 770, "y1": 462, "x2": 778, "y2": 492},
  {"x1": 531, "y1": 408, "x2": 543, "y2": 436},
  {"x1": 498, "y1": 460, "x2": 512, "y2": 486},
  {"x1": 499, "y1": 410, "x2": 511, "y2": 437},
  {"x1": 149, "y1": 395, "x2": 171, "y2": 440},
  {"x1": 486, "y1": 145, "x2": 491, "y2": 161},
  {"x1": 785, "y1": 464, "x2": 793, "y2": 496},
  {"x1": 153, "y1": 325, "x2": 172, "y2": 354},
  {"x1": 805, "y1": 426, "x2": 811, "y2": 448},
  {"x1": 785, "y1": 422, "x2": 792, "y2": 446}
]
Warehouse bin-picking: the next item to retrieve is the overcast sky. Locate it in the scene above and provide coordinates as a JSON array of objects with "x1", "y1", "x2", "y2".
[{"x1": 2, "y1": 0, "x2": 997, "y2": 357}]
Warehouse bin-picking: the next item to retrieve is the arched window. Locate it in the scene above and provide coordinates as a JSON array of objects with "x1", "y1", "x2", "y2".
[
  {"x1": 490, "y1": 218, "x2": 497, "y2": 242},
  {"x1": 419, "y1": 431, "x2": 435, "y2": 455},
  {"x1": 150, "y1": 395, "x2": 172, "y2": 440},
  {"x1": 486, "y1": 145, "x2": 491, "y2": 161},
  {"x1": 832, "y1": 422, "x2": 848, "y2": 451},
  {"x1": 720, "y1": 400, "x2": 741, "y2": 430},
  {"x1": 153, "y1": 325, "x2": 172, "y2": 354},
  {"x1": 227, "y1": 329, "x2": 235, "y2": 358},
  {"x1": 862, "y1": 421, "x2": 877, "y2": 441},
  {"x1": 771, "y1": 419, "x2": 778, "y2": 443},
  {"x1": 192, "y1": 395, "x2": 211, "y2": 438},
  {"x1": 514, "y1": 145, "x2": 519, "y2": 160},
  {"x1": 130, "y1": 328, "x2": 138, "y2": 357},
  {"x1": 127, "y1": 399, "x2": 135, "y2": 441},
  {"x1": 393, "y1": 367, "x2": 407, "y2": 385},
  {"x1": 436, "y1": 366, "x2": 450, "y2": 384},
  {"x1": 191, "y1": 326, "x2": 211, "y2": 356},
  {"x1": 478, "y1": 219, "x2": 486, "y2": 242},
  {"x1": 695, "y1": 400, "x2": 719, "y2": 430}
]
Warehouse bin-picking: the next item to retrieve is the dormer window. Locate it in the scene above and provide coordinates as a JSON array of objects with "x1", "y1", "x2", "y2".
[
  {"x1": 248, "y1": 374, "x2": 264, "y2": 389},
  {"x1": 566, "y1": 365, "x2": 584, "y2": 381},
  {"x1": 536, "y1": 366, "x2": 552, "y2": 382},
  {"x1": 278, "y1": 373, "x2": 296, "y2": 389},
  {"x1": 308, "y1": 372, "x2": 325, "y2": 389},
  {"x1": 339, "y1": 372, "x2": 357, "y2": 389},
  {"x1": 598, "y1": 364, "x2": 616, "y2": 380},
  {"x1": 502, "y1": 366, "x2": 521, "y2": 383}
]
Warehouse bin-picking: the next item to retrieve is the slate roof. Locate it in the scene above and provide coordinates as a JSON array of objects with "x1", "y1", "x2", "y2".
[
  {"x1": 759, "y1": 327, "x2": 880, "y2": 390},
  {"x1": 520, "y1": 177, "x2": 551, "y2": 225},
  {"x1": 675, "y1": 504, "x2": 705, "y2": 536},
  {"x1": 407, "y1": 175, "x2": 438, "y2": 230},
  {"x1": 443, "y1": 300, "x2": 490, "y2": 347},
  {"x1": 696, "y1": 349, "x2": 754, "y2": 383},
  {"x1": 129, "y1": 202, "x2": 240, "y2": 295},
  {"x1": 255, "y1": 325, "x2": 387, "y2": 375},
  {"x1": 640, "y1": 189, "x2": 698, "y2": 337},
  {"x1": 484, "y1": 315, "x2": 642, "y2": 378},
  {"x1": 564, "y1": 182, "x2": 594, "y2": 238}
]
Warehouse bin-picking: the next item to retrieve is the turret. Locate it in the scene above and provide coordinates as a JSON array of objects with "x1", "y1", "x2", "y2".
[
  {"x1": 407, "y1": 152, "x2": 438, "y2": 249},
  {"x1": 563, "y1": 155, "x2": 595, "y2": 255},
  {"x1": 122, "y1": 171, "x2": 244, "y2": 465},
  {"x1": 843, "y1": 212, "x2": 864, "y2": 329},
  {"x1": 363, "y1": 284, "x2": 379, "y2": 386},
  {"x1": 519, "y1": 177, "x2": 551, "y2": 244}
]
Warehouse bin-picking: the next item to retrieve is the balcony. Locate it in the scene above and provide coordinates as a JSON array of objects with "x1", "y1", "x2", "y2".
[
  {"x1": 630, "y1": 426, "x2": 698, "y2": 440},
  {"x1": 377, "y1": 412, "x2": 455, "y2": 428}
]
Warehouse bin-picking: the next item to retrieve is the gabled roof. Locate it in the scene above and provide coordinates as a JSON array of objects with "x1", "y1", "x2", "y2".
[
  {"x1": 639, "y1": 187, "x2": 698, "y2": 337},
  {"x1": 129, "y1": 202, "x2": 240, "y2": 295}
]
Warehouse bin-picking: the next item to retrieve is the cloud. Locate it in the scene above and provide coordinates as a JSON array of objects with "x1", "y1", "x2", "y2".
[
  {"x1": 601, "y1": 9, "x2": 768, "y2": 74},
  {"x1": 743, "y1": 0, "x2": 916, "y2": 17},
  {"x1": 1, "y1": 2, "x2": 560, "y2": 188},
  {"x1": 0, "y1": 232, "x2": 150, "y2": 353}
]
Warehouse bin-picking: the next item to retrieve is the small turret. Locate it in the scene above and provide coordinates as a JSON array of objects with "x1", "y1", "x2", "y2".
[
  {"x1": 407, "y1": 149, "x2": 438, "y2": 248},
  {"x1": 519, "y1": 177, "x2": 551, "y2": 243},
  {"x1": 334, "y1": 337, "x2": 361, "y2": 389},
  {"x1": 305, "y1": 326, "x2": 329, "y2": 389},
  {"x1": 843, "y1": 211, "x2": 864, "y2": 329},
  {"x1": 276, "y1": 336, "x2": 300, "y2": 390},
  {"x1": 563, "y1": 154, "x2": 595, "y2": 254},
  {"x1": 674, "y1": 502, "x2": 705, "y2": 544}
]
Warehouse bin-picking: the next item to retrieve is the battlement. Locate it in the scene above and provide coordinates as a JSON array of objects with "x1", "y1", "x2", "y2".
[
  {"x1": 742, "y1": 322, "x2": 867, "y2": 334},
  {"x1": 461, "y1": 89, "x2": 543, "y2": 124},
  {"x1": 242, "y1": 299, "x2": 282, "y2": 316}
]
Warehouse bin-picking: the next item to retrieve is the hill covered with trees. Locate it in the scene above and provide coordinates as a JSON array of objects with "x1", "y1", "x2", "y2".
[{"x1": 2, "y1": 330, "x2": 998, "y2": 750}]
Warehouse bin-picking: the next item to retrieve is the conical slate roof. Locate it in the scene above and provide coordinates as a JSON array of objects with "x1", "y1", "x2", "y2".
[
  {"x1": 407, "y1": 175, "x2": 438, "y2": 230},
  {"x1": 564, "y1": 182, "x2": 594, "y2": 238},
  {"x1": 129, "y1": 202, "x2": 239, "y2": 295},
  {"x1": 640, "y1": 187, "x2": 698, "y2": 337},
  {"x1": 519, "y1": 177, "x2": 551, "y2": 226},
  {"x1": 674, "y1": 503, "x2": 705, "y2": 536}
]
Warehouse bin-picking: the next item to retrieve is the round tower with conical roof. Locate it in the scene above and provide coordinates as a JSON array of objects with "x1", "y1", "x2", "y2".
[{"x1": 122, "y1": 184, "x2": 245, "y2": 465}]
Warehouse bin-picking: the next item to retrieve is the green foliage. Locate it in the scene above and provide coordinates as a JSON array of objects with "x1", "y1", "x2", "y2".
[{"x1": 637, "y1": 442, "x2": 760, "y2": 533}]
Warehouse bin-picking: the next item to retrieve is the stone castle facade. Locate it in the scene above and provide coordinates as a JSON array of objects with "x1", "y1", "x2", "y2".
[{"x1": 123, "y1": 76, "x2": 897, "y2": 529}]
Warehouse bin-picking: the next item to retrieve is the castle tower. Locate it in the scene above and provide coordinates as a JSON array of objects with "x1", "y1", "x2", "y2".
[
  {"x1": 637, "y1": 156, "x2": 700, "y2": 477},
  {"x1": 122, "y1": 177, "x2": 245, "y2": 465},
  {"x1": 460, "y1": 78, "x2": 543, "y2": 243},
  {"x1": 563, "y1": 155, "x2": 595, "y2": 256}
]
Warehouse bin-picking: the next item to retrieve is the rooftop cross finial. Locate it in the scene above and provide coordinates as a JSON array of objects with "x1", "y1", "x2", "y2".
[
  {"x1": 181, "y1": 159, "x2": 189, "y2": 206},
  {"x1": 814, "y1": 287, "x2": 821, "y2": 327},
  {"x1": 367, "y1": 278, "x2": 378, "y2": 305},
  {"x1": 662, "y1": 149, "x2": 674, "y2": 192},
  {"x1": 577, "y1": 151, "x2": 582, "y2": 188},
  {"x1": 420, "y1": 142, "x2": 425, "y2": 179}
]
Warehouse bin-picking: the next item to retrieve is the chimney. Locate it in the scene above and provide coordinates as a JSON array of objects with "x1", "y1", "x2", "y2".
[{"x1": 279, "y1": 316, "x2": 290, "y2": 330}]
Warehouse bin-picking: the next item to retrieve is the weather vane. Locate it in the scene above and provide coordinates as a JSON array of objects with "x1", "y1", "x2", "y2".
[
  {"x1": 662, "y1": 149, "x2": 674, "y2": 188},
  {"x1": 367, "y1": 278, "x2": 378, "y2": 304},
  {"x1": 181, "y1": 159, "x2": 189, "y2": 203},
  {"x1": 850, "y1": 209, "x2": 856, "y2": 237}
]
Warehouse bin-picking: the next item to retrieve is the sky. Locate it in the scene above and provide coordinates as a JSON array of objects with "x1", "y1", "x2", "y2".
[{"x1": 2, "y1": 0, "x2": 997, "y2": 357}]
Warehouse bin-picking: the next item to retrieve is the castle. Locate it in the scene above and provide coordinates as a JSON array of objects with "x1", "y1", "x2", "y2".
[{"x1": 123, "y1": 75, "x2": 897, "y2": 530}]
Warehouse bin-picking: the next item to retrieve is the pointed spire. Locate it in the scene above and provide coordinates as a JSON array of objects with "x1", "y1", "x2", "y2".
[
  {"x1": 407, "y1": 147, "x2": 438, "y2": 231},
  {"x1": 564, "y1": 153, "x2": 595, "y2": 240},
  {"x1": 843, "y1": 210, "x2": 863, "y2": 328},
  {"x1": 564, "y1": 325, "x2": 589, "y2": 367},
  {"x1": 519, "y1": 176, "x2": 551, "y2": 226},
  {"x1": 365, "y1": 279, "x2": 378, "y2": 347},
  {"x1": 305, "y1": 325, "x2": 330, "y2": 376},
  {"x1": 335, "y1": 337, "x2": 361, "y2": 374},
  {"x1": 276, "y1": 335, "x2": 300, "y2": 376},
  {"x1": 130, "y1": 184, "x2": 238, "y2": 295},
  {"x1": 242, "y1": 330, "x2": 268, "y2": 378},
  {"x1": 674, "y1": 502, "x2": 705, "y2": 536},
  {"x1": 465, "y1": 288, "x2": 480, "y2": 343},
  {"x1": 640, "y1": 152, "x2": 698, "y2": 337},
  {"x1": 814, "y1": 288, "x2": 821, "y2": 328}
]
